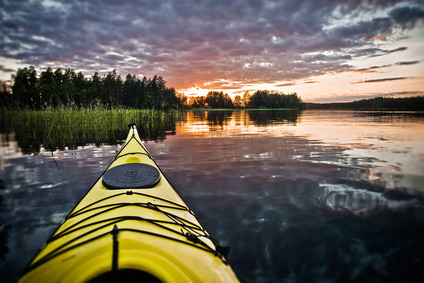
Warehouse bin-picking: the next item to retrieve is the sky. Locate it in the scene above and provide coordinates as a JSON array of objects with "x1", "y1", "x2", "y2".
[{"x1": 0, "y1": 0, "x2": 423, "y2": 102}]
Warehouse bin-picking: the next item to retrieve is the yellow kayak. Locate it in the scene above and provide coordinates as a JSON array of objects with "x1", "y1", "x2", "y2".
[{"x1": 19, "y1": 124, "x2": 239, "y2": 283}]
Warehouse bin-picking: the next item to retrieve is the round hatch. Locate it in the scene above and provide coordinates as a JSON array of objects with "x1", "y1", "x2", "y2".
[{"x1": 102, "y1": 163, "x2": 160, "y2": 189}]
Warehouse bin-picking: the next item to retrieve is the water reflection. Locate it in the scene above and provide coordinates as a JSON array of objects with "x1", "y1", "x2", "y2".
[
  {"x1": 206, "y1": 111, "x2": 233, "y2": 131},
  {"x1": 318, "y1": 183, "x2": 420, "y2": 213},
  {"x1": 0, "y1": 110, "x2": 179, "y2": 154},
  {"x1": 179, "y1": 110, "x2": 300, "y2": 136},
  {"x1": 0, "y1": 186, "x2": 8, "y2": 262},
  {"x1": 247, "y1": 110, "x2": 299, "y2": 126},
  {"x1": 146, "y1": 128, "x2": 424, "y2": 282},
  {"x1": 0, "y1": 146, "x2": 119, "y2": 281},
  {"x1": 1, "y1": 110, "x2": 424, "y2": 282}
]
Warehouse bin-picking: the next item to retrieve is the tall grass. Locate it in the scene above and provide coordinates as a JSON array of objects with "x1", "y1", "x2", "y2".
[{"x1": 0, "y1": 108, "x2": 180, "y2": 154}]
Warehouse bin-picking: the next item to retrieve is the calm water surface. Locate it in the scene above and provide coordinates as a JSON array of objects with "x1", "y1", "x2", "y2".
[{"x1": 1, "y1": 110, "x2": 423, "y2": 282}]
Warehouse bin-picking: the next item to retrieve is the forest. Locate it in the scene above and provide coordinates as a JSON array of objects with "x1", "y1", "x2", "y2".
[
  {"x1": 0, "y1": 67, "x2": 302, "y2": 110},
  {"x1": 303, "y1": 97, "x2": 424, "y2": 111},
  {"x1": 0, "y1": 66, "x2": 183, "y2": 109},
  {"x1": 0, "y1": 67, "x2": 422, "y2": 111}
]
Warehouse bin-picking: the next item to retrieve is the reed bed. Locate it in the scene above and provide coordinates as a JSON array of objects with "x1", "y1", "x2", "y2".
[{"x1": 0, "y1": 108, "x2": 180, "y2": 154}]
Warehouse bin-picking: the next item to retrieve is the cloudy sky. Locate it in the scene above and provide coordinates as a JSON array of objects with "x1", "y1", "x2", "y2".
[{"x1": 1, "y1": 0, "x2": 423, "y2": 102}]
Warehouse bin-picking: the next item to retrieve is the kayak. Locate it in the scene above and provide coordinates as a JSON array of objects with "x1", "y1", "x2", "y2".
[{"x1": 19, "y1": 123, "x2": 239, "y2": 283}]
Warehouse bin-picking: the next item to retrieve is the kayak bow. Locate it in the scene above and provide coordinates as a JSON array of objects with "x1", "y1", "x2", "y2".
[{"x1": 19, "y1": 124, "x2": 238, "y2": 283}]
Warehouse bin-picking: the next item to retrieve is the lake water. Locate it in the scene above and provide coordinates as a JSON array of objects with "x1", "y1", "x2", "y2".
[{"x1": 1, "y1": 110, "x2": 424, "y2": 282}]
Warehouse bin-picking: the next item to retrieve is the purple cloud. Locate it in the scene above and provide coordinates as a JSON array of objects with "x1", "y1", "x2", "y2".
[
  {"x1": 0, "y1": 0, "x2": 423, "y2": 89},
  {"x1": 389, "y1": 6, "x2": 424, "y2": 28},
  {"x1": 352, "y1": 77, "x2": 410, "y2": 84},
  {"x1": 395, "y1": 60, "x2": 420, "y2": 65}
]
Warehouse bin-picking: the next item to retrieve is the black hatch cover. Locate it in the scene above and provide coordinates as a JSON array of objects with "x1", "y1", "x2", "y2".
[{"x1": 102, "y1": 163, "x2": 160, "y2": 189}]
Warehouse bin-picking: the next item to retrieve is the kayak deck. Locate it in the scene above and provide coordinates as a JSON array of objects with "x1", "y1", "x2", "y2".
[{"x1": 19, "y1": 125, "x2": 238, "y2": 282}]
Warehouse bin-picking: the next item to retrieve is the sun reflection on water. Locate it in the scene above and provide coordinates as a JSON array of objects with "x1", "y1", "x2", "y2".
[
  {"x1": 1, "y1": 110, "x2": 424, "y2": 282},
  {"x1": 174, "y1": 110, "x2": 424, "y2": 194}
]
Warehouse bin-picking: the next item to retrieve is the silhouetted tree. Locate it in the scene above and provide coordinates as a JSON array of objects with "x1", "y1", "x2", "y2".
[
  {"x1": 242, "y1": 91, "x2": 250, "y2": 108},
  {"x1": 101, "y1": 70, "x2": 120, "y2": 107},
  {"x1": 205, "y1": 91, "x2": 233, "y2": 108},
  {"x1": 12, "y1": 67, "x2": 39, "y2": 109},
  {"x1": 61, "y1": 69, "x2": 76, "y2": 107},
  {"x1": 8, "y1": 66, "x2": 305, "y2": 110},
  {"x1": 52, "y1": 68, "x2": 63, "y2": 107},
  {"x1": 0, "y1": 81, "x2": 11, "y2": 108},
  {"x1": 88, "y1": 72, "x2": 102, "y2": 107},
  {"x1": 248, "y1": 90, "x2": 301, "y2": 109},
  {"x1": 233, "y1": 95, "x2": 242, "y2": 108},
  {"x1": 188, "y1": 96, "x2": 206, "y2": 108},
  {"x1": 303, "y1": 97, "x2": 424, "y2": 110},
  {"x1": 177, "y1": 93, "x2": 188, "y2": 108},
  {"x1": 73, "y1": 72, "x2": 87, "y2": 108},
  {"x1": 39, "y1": 67, "x2": 54, "y2": 107}
]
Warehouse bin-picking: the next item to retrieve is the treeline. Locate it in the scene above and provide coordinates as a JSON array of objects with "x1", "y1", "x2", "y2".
[
  {"x1": 0, "y1": 66, "x2": 302, "y2": 110},
  {"x1": 188, "y1": 91, "x2": 234, "y2": 108},
  {"x1": 187, "y1": 90, "x2": 301, "y2": 109},
  {"x1": 0, "y1": 66, "x2": 184, "y2": 109},
  {"x1": 246, "y1": 90, "x2": 301, "y2": 109},
  {"x1": 303, "y1": 97, "x2": 424, "y2": 111}
]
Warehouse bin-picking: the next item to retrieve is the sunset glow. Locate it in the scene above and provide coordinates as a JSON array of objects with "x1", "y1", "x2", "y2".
[{"x1": 1, "y1": 0, "x2": 423, "y2": 102}]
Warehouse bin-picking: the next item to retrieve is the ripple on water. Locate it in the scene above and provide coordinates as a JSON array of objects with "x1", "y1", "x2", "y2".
[{"x1": 318, "y1": 183, "x2": 421, "y2": 213}]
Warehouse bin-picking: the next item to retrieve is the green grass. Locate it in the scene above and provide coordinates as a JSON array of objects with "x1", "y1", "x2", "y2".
[{"x1": 0, "y1": 108, "x2": 180, "y2": 154}]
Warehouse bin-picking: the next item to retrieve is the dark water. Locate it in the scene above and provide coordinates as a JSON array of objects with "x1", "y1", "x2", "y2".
[{"x1": 1, "y1": 110, "x2": 424, "y2": 282}]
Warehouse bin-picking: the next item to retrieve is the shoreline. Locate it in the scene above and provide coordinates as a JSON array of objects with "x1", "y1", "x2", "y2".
[{"x1": 2, "y1": 107, "x2": 424, "y2": 112}]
